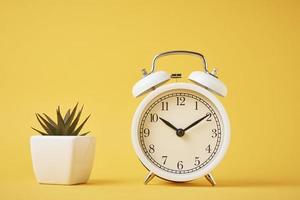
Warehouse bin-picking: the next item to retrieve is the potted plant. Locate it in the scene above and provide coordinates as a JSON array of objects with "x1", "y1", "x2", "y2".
[{"x1": 30, "y1": 103, "x2": 96, "y2": 185}]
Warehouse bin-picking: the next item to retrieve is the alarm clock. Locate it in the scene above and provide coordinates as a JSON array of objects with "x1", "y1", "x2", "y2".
[{"x1": 131, "y1": 50, "x2": 230, "y2": 186}]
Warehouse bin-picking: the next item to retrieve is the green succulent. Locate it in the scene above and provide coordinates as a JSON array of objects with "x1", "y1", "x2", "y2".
[{"x1": 32, "y1": 103, "x2": 90, "y2": 136}]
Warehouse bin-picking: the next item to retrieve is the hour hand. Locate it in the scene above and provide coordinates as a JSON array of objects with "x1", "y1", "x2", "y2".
[{"x1": 159, "y1": 117, "x2": 178, "y2": 131}]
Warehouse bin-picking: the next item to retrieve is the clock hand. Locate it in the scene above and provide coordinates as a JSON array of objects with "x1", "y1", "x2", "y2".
[
  {"x1": 159, "y1": 117, "x2": 178, "y2": 132},
  {"x1": 183, "y1": 114, "x2": 210, "y2": 132}
]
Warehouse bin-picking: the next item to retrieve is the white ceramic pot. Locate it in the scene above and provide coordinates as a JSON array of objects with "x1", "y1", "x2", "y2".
[{"x1": 30, "y1": 135, "x2": 96, "y2": 185}]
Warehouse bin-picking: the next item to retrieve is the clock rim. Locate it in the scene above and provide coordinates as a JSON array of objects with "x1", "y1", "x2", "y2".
[{"x1": 131, "y1": 82, "x2": 230, "y2": 182}]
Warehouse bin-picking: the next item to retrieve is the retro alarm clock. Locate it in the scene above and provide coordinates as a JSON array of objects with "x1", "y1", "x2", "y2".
[{"x1": 131, "y1": 50, "x2": 230, "y2": 186}]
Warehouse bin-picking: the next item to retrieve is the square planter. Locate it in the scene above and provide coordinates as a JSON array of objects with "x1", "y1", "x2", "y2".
[{"x1": 30, "y1": 135, "x2": 96, "y2": 185}]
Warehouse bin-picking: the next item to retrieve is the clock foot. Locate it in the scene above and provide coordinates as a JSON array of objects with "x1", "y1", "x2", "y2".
[
  {"x1": 205, "y1": 173, "x2": 216, "y2": 186},
  {"x1": 144, "y1": 171, "x2": 155, "y2": 185}
]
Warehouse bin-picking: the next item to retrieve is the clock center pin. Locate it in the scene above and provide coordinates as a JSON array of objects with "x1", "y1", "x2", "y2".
[{"x1": 176, "y1": 129, "x2": 185, "y2": 137}]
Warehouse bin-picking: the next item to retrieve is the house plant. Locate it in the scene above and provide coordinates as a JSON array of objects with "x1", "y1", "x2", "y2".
[{"x1": 30, "y1": 103, "x2": 96, "y2": 185}]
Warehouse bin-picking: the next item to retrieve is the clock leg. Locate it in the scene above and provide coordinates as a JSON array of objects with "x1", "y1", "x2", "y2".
[
  {"x1": 144, "y1": 171, "x2": 156, "y2": 185},
  {"x1": 205, "y1": 173, "x2": 216, "y2": 186}
]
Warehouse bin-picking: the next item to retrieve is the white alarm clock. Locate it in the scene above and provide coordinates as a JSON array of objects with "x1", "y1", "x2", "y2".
[{"x1": 131, "y1": 50, "x2": 230, "y2": 186}]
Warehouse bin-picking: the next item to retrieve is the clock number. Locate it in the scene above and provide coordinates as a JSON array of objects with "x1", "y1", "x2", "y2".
[
  {"x1": 205, "y1": 144, "x2": 211, "y2": 153},
  {"x1": 212, "y1": 129, "x2": 218, "y2": 138},
  {"x1": 177, "y1": 161, "x2": 183, "y2": 170},
  {"x1": 195, "y1": 101, "x2": 198, "y2": 110},
  {"x1": 206, "y1": 113, "x2": 212, "y2": 121},
  {"x1": 161, "y1": 101, "x2": 169, "y2": 111},
  {"x1": 143, "y1": 128, "x2": 150, "y2": 137},
  {"x1": 162, "y1": 156, "x2": 168, "y2": 165},
  {"x1": 176, "y1": 97, "x2": 185, "y2": 106},
  {"x1": 149, "y1": 144, "x2": 155, "y2": 153},
  {"x1": 150, "y1": 113, "x2": 158, "y2": 122},
  {"x1": 194, "y1": 157, "x2": 200, "y2": 166}
]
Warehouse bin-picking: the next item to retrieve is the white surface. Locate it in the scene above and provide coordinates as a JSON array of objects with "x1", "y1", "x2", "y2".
[
  {"x1": 188, "y1": 71, "x2": 228, "y2": 97},
  {"x1": 132, "y1": 71, "x2": 170, "y2": 97},
  {"x1": 30, "y1": 136, "x2": 96, "y2": 185},
  {"x1": 131, "y1": 83, "x2": 230, "y2": 182}
]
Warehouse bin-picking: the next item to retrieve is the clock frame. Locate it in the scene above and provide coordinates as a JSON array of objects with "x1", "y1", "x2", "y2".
[{"x1": 131, "y1": 83, "x2": 230, "y2": 184}]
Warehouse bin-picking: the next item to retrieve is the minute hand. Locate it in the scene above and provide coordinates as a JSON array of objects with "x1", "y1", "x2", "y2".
[{"x1": 183, "y1": 114, "x2": 209, "y2": 132}]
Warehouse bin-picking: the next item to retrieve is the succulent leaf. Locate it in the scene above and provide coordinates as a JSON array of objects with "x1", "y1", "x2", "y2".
[
  {"x1": 31, "y1": 127, "x2": 48, "y2": 135},
  {"x1": 65, "y1": 103, "x2": 78, "y2": 131},
  {"x1": 68, "y1": 105, "x2": 83, "y2": 134},
  {"x1": 73, "y1": 114, "x2": 91, "y2": 135},
  {"x1": 35, "y1": 114, "x2": 51, "y2": 133},
  {"x1": 56, "y1": 107, "x2": 65, "y2": 134},
  {"x1": 80, "y1": 131, "x2": 90, "y2": 136},
  {"x1": 42, "y1": 113, "x2": 57, "y2": 127},
  {"x1": 64, "y1": 109, "x2": 71, "y2": 123},
  {"x1": 36, "y1": 114, "x2": 57, "y2": 134}
]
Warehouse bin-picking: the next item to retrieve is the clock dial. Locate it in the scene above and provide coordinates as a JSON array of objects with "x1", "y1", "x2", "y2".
[{"x1": 138, "y1": 89, "x2": 223, "y2": 174}]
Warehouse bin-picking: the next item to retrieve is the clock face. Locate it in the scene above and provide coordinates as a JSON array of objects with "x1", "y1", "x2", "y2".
[{"x1": 138, "y1": 88, "x2": 223, "y2": 175}]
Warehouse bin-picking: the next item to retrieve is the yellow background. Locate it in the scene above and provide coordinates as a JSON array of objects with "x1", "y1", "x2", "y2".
[{"x1": 0, "y1": 0, "x2": 299, "y2": 199}]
